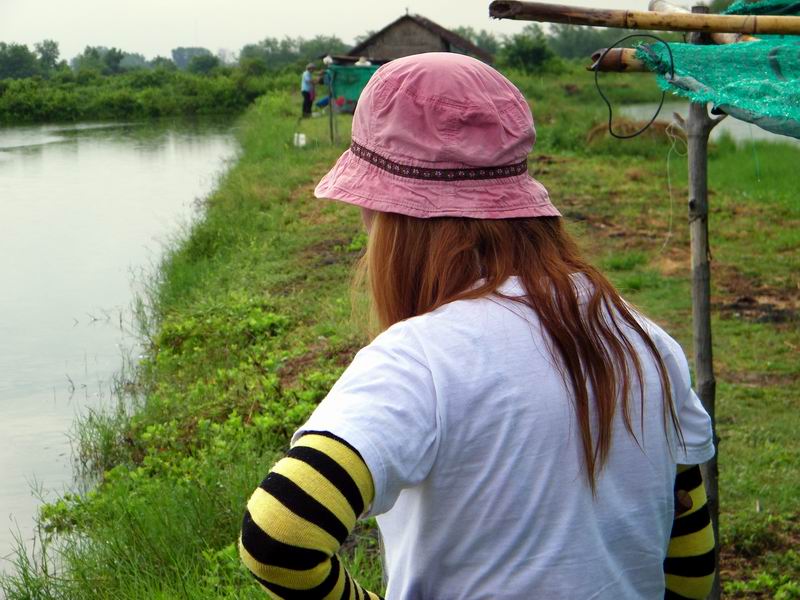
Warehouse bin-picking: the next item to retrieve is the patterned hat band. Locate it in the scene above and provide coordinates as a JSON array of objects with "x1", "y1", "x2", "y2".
[{"x1": 350, "y1": 141, "x2": 528, "y2": 182}]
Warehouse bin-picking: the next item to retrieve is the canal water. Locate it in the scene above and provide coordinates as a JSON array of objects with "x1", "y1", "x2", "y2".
[
  {"x1": 0, "y1": 119, "x2": 238, "y2": 571},
  {"x1": 622, "y1": 102, "x2": 800, "y2": 146}
]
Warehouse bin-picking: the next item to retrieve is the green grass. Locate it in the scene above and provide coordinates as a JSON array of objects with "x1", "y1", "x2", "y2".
[{"x1": 2, "y1": 65, "x2": 798, "y2": 599}]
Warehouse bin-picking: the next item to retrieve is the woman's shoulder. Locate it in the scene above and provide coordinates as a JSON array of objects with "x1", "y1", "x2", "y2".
[
  {"x1": 400, "y1": 293, "x2": 500, "y2": 331},
  {"x1": 628, "y1": 309, "x2": 686, "y2": 359},
  {"x1": 367, "y1": 289, "x2": 521, "y2": 363}
]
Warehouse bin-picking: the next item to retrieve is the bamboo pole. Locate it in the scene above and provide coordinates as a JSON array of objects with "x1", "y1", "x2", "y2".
[
  {"x1": 588, "y1": 11, "x2": 758, "y2": 74},
  {"x1": 589, "y1": 48, "x2": 647, "y2": 72},
  {"x1": 328, "y1": 70, "x2": 335, "y2": 144},
  {"x1": 688, "y1": 99, "x2": 722, "y2": 600},
  {"x1": 649, "y1": 0, "x2": 759, "y2": 43},
  {"x1": 686, "y1": 9, "x2": 721, "y2": 598},
  {"x1": 489, "y1": 0, "x2": 800, "y2": 34}
]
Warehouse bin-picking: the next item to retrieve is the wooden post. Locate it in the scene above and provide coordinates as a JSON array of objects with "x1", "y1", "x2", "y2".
[
  {"x1": 328, "y1": 70, "x2": 336, "y2": 144},
  {"x1": 489, "y1": 2, "x2": 766, "y2": 595},
  {"x1": 686, "y1": 6, "x2": 721, "y2": 599}
]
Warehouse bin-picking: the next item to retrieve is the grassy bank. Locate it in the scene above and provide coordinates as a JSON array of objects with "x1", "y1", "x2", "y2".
[
  {"x1": 0, "y1": 68, "x2": 295, "y2": 123},
  {"x1": 2, "y1": 63, "x2": 798, "y2": 599}
]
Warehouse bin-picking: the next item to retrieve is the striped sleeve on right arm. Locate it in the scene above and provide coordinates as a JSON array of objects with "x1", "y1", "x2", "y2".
[
  {"x1": 239, "y1": 431, "x2": 382, "y2": 600},
  {"x1": 664, "y1": 465, "x2": 716, "y2": 600}
]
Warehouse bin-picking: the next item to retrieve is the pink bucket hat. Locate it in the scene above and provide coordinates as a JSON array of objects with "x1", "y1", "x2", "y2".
[{"x1": 314, "y1": 52, "x2": 559, "y2": 219}]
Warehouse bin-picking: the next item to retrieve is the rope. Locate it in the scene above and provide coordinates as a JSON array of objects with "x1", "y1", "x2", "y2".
[
  {"x1": 592, "y1": 34, "x2": 676, "y2": 140},
  {"x1": 661, "y1": 120, "x2": 688, "y2": 253}
]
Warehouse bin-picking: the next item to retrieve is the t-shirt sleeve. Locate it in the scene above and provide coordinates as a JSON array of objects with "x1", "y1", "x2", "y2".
[
  {"x1": 659, "y1": 332, "x2": 716, "y2": 465},
  {"x1": 292, "y1": 322, "x2": 439, "y2": 516}
]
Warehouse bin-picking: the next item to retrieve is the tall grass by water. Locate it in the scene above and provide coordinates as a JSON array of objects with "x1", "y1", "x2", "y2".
[
  {"x1": 0, "y1": 68, "x2": 296, "y2": 123},
  {"x1": 2, "y1": 64, "x2": 798, "y2": 599}
]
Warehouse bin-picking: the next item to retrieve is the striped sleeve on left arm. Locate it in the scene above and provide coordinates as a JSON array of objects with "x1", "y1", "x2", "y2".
[
  {"x1": 239, "y1": 431, "x2": 383, "y2": 600},
  {"x1": 664, "y1": 465, "x2": 716, "y2": 600}
]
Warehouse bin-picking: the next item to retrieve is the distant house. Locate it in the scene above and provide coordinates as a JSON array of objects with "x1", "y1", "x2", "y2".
[{"x1": 347, "y1": 14, "x2": 493, "y2": 64}]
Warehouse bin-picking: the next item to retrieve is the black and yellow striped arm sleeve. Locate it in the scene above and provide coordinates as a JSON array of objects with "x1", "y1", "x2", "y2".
[
  {"x1": 240, "y1": 431, "x2": 383, "y2": 600},
  {"x1": 664, "y1": 465, "x2": 715, "y2": 600}
]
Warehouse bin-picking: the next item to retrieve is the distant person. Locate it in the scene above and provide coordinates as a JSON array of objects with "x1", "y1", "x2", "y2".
[
  {"x1": 240, "y1": 53, "x2": 716, "y2": 599},
  {"x1": 301, "y1": 63, "x2": 316, "y2": 118}
]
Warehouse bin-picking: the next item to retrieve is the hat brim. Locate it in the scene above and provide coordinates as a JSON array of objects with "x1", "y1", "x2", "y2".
[{"x1": 314, "y1": 149, "x2": 561, "y2": 220}]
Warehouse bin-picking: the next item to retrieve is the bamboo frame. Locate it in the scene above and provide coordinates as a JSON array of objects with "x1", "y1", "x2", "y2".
[
  {"x1": 489, "y1": 1, "x2": 800, "y2": 35},
  {"x1": 648, "y1": 0, "x2": 758, "y2": 43},
  {"x1": 589, "y1": 48, "x2": 647, "y2": 72},
  {"x1": 489, "y1": 3, "x2": 741, "y2": 597},
  {"x1": 588, "y1": 4, "x2": 759, "y2": 75},
  {"x1": 578, "y1": 0, "x2": 760, "y2": 73}
]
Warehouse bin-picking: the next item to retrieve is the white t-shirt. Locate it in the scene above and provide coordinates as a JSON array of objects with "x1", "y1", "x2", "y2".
[
  {"x1": 295, "y1": 276, "x2": 715, "y2": 600},
  {"x1": 301, "y1": 70, "x2": 314, "y2": 93}
]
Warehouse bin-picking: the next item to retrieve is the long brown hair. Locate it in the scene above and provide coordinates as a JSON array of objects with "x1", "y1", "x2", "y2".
[{"x1": 358, "y1": 212, "x2": 682, "y2": 492}]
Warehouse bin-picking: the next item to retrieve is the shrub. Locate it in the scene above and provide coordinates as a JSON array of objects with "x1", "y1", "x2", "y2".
[{"x1": 498, "y1": 25, "x2": 557, "y2": 73}]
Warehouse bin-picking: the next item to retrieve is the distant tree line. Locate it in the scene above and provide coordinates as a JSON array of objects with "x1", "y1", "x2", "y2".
[
  {"x1": 237, "y1": 26, "x2": 682, "y2": 75},
  {"x1": 238, "y1": 36, "x2": 349, "y2": 74},
  {"x1": 0, "y1": 35, "x2": 352, "y2": 82},
  {"x1": 0, "y1": 45, "x2": 300, "y2": 123},
  {"x1": 456, "y1": 24, "x2": 687, "y2": 73},
  {"x1": 0, "y1": 42, "x2": 232, "y2": 81},
  {"x1": 2, "y1": 22, "x2": 700, "y2": 84},
  {"x1": 0, "y1": 40, "x2": 63, "y2": 79}
]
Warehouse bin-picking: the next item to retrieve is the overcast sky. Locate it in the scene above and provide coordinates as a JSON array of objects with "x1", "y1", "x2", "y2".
[{"x1": 0, "y1": 0, "x2": 651, "y2": 61}]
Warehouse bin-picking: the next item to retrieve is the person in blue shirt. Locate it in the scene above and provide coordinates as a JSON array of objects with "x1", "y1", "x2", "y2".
[{"x1": 301, "y1": 63, "x2": 316, "y2": 118}]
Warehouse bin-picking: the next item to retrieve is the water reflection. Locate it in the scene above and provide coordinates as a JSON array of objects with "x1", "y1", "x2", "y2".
[
  {"x1": 622, "y1": 102, "x2": 800, "y2": 146},
  {"x1": 0, "y1": 117, "x2": 238, "y2": 570}
]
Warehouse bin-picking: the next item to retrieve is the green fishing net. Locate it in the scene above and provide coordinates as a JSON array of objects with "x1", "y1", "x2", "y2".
[
  {"x1": 725, "y1": 0, "x2": 800, "y2": 16},
  {"x1": 635, "y1": 0, "x2": 800, "y2": 139},
  {"x1": 327, "y1": 64, "x2": 380, "y2": 114}
]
